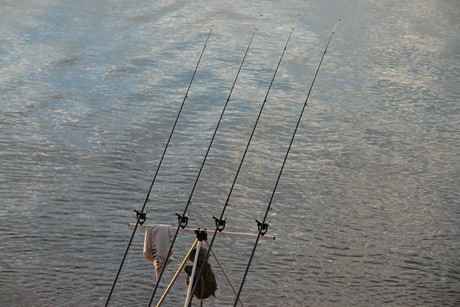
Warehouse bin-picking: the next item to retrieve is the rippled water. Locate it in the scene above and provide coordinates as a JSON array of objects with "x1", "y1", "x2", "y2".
[{"x1": 1, "y1": 0, "x2": 459, "y2": 306}]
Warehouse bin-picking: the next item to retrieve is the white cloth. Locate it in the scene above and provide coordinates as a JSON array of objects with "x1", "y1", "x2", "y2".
[{"x1": 143, "y1": 224, "x2": 174, "y2": 279}]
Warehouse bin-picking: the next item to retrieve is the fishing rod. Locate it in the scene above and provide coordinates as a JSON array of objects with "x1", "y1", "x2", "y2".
[
  {"x1": 187, "y1": 15, "x2": 300, "y2": 307},
  {"x1": 233, "y1": 19, "x2": 340, "y2": 306},
  {"x1": 105, "y1": 13, "x2": 218, "y2": 306},
  {"x1": 147, "y1": 15, "x2": 262, "y2": 306}
]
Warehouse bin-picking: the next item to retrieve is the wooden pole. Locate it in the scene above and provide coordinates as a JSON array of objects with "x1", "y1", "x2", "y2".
[{"x1": 128, "y1": 224, "x2": 275, "y2": 241}]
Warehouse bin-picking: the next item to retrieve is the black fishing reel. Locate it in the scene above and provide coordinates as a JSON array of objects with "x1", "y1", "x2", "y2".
[
  {"x1": 134, "y1": 210, "x2": 147, "y2": 225},
  {"x1": 213, "y1": 216, "x2": 226, "y2": 232},
  {"x1": 256, "y1": 219, "x2": 270, "y2": 236},
  {"x1": 176, "y1": 213, "x2": 189, "y2": 229}
]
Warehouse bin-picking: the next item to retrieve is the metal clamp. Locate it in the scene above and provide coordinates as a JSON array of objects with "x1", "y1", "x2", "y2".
[{"x1": 195, "y1": 228, "x2": 207, "y2": 241}]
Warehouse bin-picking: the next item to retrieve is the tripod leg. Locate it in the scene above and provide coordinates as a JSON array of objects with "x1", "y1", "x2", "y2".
[
  {"x1": 205, "y1": 241, "x2": 244, "y2": 307},
  {"x1": 156, "y1": 239, "x2": 198, "y2": 307},
  {"x1": 184, "y1": 240, "x2": 202, "y2": 307}
]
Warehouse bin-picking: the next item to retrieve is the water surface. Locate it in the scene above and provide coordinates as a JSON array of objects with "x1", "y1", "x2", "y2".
[{"x1": 1, "y1": 0, "x2": 459, "y2": 306}]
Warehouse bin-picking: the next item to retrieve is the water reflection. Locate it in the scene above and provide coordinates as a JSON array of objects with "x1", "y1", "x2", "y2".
[{"x1": 1, "y1": 0, "x2": 459, "y2": 306}]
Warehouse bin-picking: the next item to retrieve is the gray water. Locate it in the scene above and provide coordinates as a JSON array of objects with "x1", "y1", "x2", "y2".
[{"x1": 1, "y1": 0, "x2": 459, "y2": 306}]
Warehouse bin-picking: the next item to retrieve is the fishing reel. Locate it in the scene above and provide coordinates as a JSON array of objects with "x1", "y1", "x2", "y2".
[
  {"x1": 256, "y1": 219, "x2": 270, "y2": 236},
  {"x1": 134, "y1": 209, "x2": 147, "y2": 225},
  {"x1": 176, "y1": 213, "x2": 189, "y2": 229},
  {"x1": 213, "y1": 216, "x2": 226, "y2": 232}
]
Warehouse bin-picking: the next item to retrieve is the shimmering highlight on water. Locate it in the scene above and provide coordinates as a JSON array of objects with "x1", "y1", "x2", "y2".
[{"x1": 1, "y1": 0, "x2": 459, "y2": 306}]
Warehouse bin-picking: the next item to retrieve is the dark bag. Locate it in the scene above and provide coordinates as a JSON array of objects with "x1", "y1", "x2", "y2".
[{"x1": 184, "y1": 247, "x2": 217, "y2": 299}]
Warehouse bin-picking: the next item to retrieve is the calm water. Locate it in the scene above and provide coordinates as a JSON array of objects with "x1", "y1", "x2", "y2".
[{"x1": 1, "y1": 0, "x2": 459, "y2": 306}]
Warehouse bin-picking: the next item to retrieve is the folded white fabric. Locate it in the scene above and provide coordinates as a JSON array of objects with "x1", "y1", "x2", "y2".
[{"x1": 143, "y1": 224, "x2": 174, "y2": 279}]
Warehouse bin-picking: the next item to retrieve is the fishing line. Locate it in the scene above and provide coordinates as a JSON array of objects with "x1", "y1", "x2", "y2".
[
  {"x1": 113, "y1": 247, "x2": 134, "y2": 307},
  {"x1": 187, "y1": 15, "x2": 300, "y2": 307},
  {"x1": 233, "y1": 19, "x2": 340, "y2": 306},
  {"x1": 148, "y1": 14, "x2": 263, "y2": 306},
  {"x1": 105, "y1": 12, "x2": 218, "y2": 306}
]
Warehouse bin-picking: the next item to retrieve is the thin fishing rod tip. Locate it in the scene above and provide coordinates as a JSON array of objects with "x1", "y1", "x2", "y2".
[
  {"x1": 255, "y1": 13, "x2": 263, "y2": 29},
  {"x1": 211, "y1": 11, "x2": 219, "y2": 26},
  {"x1": 332, "y1": 19, "x2": 340, "y2": 34},
  {"x1": 292, "y1": 14, "x2": 300, "y2": 30}
]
